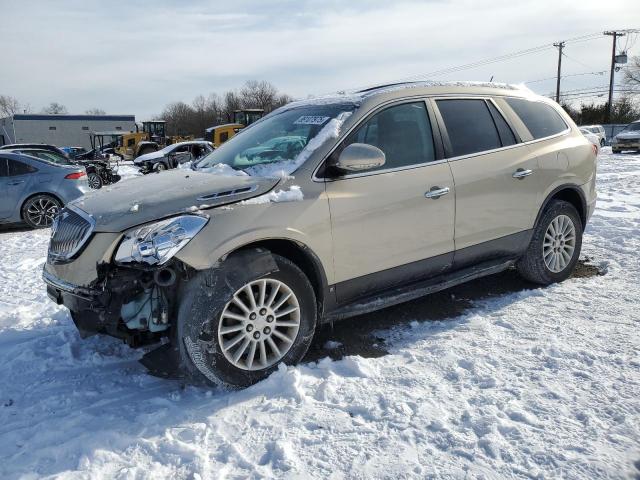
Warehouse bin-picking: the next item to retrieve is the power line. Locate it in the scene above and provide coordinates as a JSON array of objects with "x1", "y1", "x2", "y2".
[{"x1": 525, "y1": 70, "x2": 606, "y2": 84}]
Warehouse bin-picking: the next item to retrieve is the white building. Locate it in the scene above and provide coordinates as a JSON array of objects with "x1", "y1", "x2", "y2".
[{"x1": 0, "y1": 114, "x2": 136, "y2": 149}]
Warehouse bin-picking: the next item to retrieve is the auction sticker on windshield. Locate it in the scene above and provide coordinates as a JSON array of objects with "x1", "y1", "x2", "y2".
[{"x1": 294, "y1": 116, "x2": 330, "y2": 125}]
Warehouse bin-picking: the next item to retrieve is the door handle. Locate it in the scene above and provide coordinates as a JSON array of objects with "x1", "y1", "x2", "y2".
[
  {"x1": 425, "y1": 186, "x2": 450, "y2": 199},
  {"x1": 8, "y1": 180, "x2": 25, "y2": 185},
  {"x1": 512, "y1": 168, "x2": 533, "y2": 179}
]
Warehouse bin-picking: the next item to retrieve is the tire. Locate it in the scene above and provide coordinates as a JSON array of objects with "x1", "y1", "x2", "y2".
[
  {"x1": 600, "y1": 138, "x2": 605, "y2": 147},
  {"x1": 175, "y1": 251, "x2": 317, "y2": 388},
  {"x1": 516, "y1": 200, "x2": 583, "y2": 285},
  {"x1": 88, "y1": 173, "x2": 103, "y2": 189},
  {"x1": 155, "y1": 162, "x2": 167, "y2": 172},
  {"x1": 612, "y1": 149, "x2": 621, "y2": 154},
  {"x1": 21, "y1": 194, "x2": 62, "y2": 229}
]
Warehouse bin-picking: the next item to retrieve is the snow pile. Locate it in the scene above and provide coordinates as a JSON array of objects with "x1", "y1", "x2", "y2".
[
  {"x1": 241, "y1": 185, "x2": 304, "y2": 205},
  {"x1": 113, "y1": 161, "x2": 143, "y2": 181},
  {"x1": 0, "y1": 148, "x2": 639, "y2": 478}
]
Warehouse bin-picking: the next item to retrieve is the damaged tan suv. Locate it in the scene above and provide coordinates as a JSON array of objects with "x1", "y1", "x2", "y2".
[{"x1": 43, "y1": 82, "x2": 597, "y2": 387}]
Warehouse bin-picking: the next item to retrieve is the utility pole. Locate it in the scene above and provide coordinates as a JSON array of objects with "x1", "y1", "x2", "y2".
[
  {"x1": 604, "y1": 31, "x2": 625, "y2": 123},
  {"x1": 553, "y1": 41, "x2": 565, "y2": 103}
]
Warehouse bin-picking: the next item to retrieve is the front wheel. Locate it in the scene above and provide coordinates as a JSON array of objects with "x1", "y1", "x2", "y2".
[
  {"x1": 516, "y1": 200, "x2": 583, "y2": 285},
  {"x1": 21, "y1": 194, "x2": 61, "y2": 228},
  {"x1": 600, "y1": 138, "x2": 605, "y2": 147},
  {"x1": 155, "y1": 162, "x2": 167, "y2": 172},
  {"x1": 176, "y1": 252, "x2": 317, "y2": 387}
]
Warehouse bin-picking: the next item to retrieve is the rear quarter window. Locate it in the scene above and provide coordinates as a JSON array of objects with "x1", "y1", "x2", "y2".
[{"x1": 505, "y1": 98, "x2": 568, "y2": 140}]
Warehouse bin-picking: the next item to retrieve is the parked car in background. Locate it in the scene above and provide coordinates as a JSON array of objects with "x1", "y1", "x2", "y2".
[
  {"x1": 0, "y1": 143, "x2": 70, "y2": 159},
  {"x1": 0, "y1": 151, "x2": 88, "y2": 228},
  {"x1": 134, "y1": 140, "x2": 214, "y2": 173},
  {"x1": 61, "y1": 146, "x2": 90, "y2": 159},
  {"x1": 579, "y1": 128, "x2": 600, "y2": 154},
  {"x1": 579, "y1": 125, "x2": 606, "y2": 147},
  {"x1": 43, "y1": 82, "x2": 597, "y2": 388},
  {"x1": 4, "y1": 147, "x2": 119, "y2": 189},
  {"x1": 611, "y1": 120, "x2": 640, "y2": 153}
]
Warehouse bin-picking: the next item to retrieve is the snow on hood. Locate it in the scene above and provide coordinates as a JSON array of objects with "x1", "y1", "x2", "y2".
[
  {"x1": 241, "y1": 185, "x2": 303, "y2": 205},
  {"x1": 71, "y1": 170, "x2": 279, "y2": 232}
]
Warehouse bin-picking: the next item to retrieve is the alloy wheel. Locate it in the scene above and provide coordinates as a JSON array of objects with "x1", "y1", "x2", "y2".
[
  {"x1": 543, "y1": 214, "x2": 576, "y2": 273},
  {"x1": 26, "y1": 197, "x2": 59, "y2": 227},
  {"x1": 218, "y1": 279, "x2": 301, "y2": 371}
]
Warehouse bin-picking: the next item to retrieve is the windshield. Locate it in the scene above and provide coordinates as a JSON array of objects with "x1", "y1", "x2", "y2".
[
  {"x1": 23, "y1": 150, "x2": 71, "y2": 165},
  {"x1": 621, "y1": 122, "x2": 640, "y2": 132},
  {"x1": 195, "y1": 104, "x2": 355, "y2": 176}
]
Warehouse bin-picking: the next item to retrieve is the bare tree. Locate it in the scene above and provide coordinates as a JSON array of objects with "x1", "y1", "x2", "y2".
[
  {"x1": 222, "y1": 90, "x2": 243, "y2": 122},
  {"x1": 42, "y1": 102, "x2": 68, "y2": 114},
  {"x1": 0, "y1": 95, "x2": 21, "y2": 117},
  {"x1": 240, "y1": 80, "x2": 279, "y2": 111},
  {"x1": 156, "y1": 81, "x2": 294, "y2": 136},
  {"x1": 623, "y1": 56, "x2": 640, "y2": 95},
  {"x1": 161, "y1": 101, "x2": 195, "y2": 136},
  {"x1": 85, "y1": 108, "x2": 106, "y2": 115}
]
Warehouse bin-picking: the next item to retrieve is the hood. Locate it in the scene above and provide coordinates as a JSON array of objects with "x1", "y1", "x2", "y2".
[
  {"x1": 70, "y1": 169, "x2": 280, "y2": 232},
  {"x1": 134, "y1": 150, "x2": 165, "y2": 163},
  {"x1": 616, "y1": 131, "x2": 640, "y2": 140}
]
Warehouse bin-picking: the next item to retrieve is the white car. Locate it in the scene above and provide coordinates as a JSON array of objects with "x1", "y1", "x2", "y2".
[
  {"x1": 580, "y1": 125, "x2": 606, "y2": 147},
  {"x1": 579, "y1": 128, "x2": 600, "y2": 154}
]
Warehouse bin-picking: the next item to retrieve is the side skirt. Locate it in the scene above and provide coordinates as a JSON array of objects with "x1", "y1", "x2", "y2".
[{"x1": 324, "y1": 258, "x2": 515, "y2": 323}]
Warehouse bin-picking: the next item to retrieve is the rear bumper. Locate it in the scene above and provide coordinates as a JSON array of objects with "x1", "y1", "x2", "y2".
[{"x1": 612, "y1": 141, "x2": 640, "y2": 149}]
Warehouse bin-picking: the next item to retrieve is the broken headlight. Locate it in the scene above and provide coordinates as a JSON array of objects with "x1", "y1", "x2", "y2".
[{"x1": 115, "y1": 215, "x2": 208, "y2": 265}]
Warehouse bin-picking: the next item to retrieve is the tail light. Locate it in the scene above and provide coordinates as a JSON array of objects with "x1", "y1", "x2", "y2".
[
  {"x1": 65, "y1": 171, "x2": 86, "y2": 180},
  {"x1": 591, "y1": 144, "x2": 598, "y2": 156}
]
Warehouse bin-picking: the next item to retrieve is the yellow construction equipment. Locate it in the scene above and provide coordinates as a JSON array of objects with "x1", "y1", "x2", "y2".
[
  {"x1": 205, "y1": 109, "x2": 264, "y2": 147},
  {"x1": 91, "y1": 121, "x2": 194, "y2": 160}
]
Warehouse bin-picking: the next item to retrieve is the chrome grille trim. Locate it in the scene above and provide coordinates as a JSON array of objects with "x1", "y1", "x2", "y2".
[{"x1": 48, "y1": 205, "x2": 95, "y2": 263}]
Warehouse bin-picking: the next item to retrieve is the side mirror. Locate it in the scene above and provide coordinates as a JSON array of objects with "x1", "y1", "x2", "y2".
[{"x1": 334, "y1": 143, "x2": 386, "y2": 173}]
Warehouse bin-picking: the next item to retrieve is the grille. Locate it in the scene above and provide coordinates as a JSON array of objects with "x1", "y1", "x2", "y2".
[{"x1": 48, "y1": 207, "x2": 94, "y2": 262}]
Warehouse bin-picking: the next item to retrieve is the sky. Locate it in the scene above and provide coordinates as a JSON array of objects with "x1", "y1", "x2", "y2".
[{"x1": 1, "y1": 0, "x2": 639, "y2": 119}]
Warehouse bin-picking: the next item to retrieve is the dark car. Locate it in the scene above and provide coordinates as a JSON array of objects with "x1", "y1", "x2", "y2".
[
  {"x1": 0, "y1": 143, "x2": 70, "y2": 159},
  {"x1": 133, "y1": 141, "x2": 214, "y2": 173}
]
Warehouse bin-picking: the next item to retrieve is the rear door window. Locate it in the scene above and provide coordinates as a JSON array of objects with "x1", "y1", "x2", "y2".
[
  {"x1": 8, "y1": 159, "x2": 37, "y2": 176},
  {"x1": 0, "y1": 157, "x2": 8, "y2": 177},
  {"x1": 505, "y1": 98, "x2": 567, "y2": 139},
  {"x1": 436, "y1": 99, "x2": 502, "y2": 157}
]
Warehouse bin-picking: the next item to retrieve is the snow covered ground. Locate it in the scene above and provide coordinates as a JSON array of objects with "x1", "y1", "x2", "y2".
[{"x1": 0, "y1": 149, "x2": 639, "y2": 479}]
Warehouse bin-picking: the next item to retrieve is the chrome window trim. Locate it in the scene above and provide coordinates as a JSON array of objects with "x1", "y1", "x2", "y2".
[
  {"x1": 311, "y1": 93, "x2": 573, "y2": 182},
  {"x1": 48, "y1": 204, "x2": 96, "y2": 263},
  {"x1": 444, "y1": 128, "x2": 571, "y2": 163}
]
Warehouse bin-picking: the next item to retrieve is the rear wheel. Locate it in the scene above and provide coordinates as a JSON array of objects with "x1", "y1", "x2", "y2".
[
  {"x1": 176, "y1": 252, "x2": 317, "y2": 387},
  {"x1": 21, "y1": 194, "x2": 61, "y2": 228},
  {"x1": 600, "y1": 138, "x2": 605, "y2": 147},
  {"x1": 88, "y1": 173, "x2": 103, "y2": 189},
  {"x1": 516, "y1": 200, "x2": 582, "y2": 285}
]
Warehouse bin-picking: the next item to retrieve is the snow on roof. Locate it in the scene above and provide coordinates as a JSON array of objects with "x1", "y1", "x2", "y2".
[
  {"x1": 356, "y1": 80, "x2": 521, "y2": 96},
  {"x1": 276, "y1": 80, "x2": 524, "y2": 113}
]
